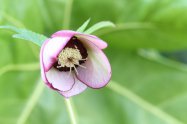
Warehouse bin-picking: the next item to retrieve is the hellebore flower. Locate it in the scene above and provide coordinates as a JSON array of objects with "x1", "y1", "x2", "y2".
[{"x1": 40, "y1": 30, "x2": 111, "y2": 98}]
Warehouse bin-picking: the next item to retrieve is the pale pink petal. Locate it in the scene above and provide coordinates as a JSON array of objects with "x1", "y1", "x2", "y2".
[
  {"x1": 52, "y1": 30, "x2": 107, "y2": 49},
  {"x1": 46, "y1": 68, "x2": 75, "y2": 92},
  {"x1": 40, "y1": 39, "x2": 50, "y2": 83},
  {"x1": 75, "y1": 34, "x2": 107, "y2": 49},
  {"x1": 41, "y1": 65, "x2": 47, "y2": 83},
  {"x1": 51, "y1": 30, "x2": 76, "y2": 38},
  {"x1": 76, "y1": 40, "x2": 111, "y2": 89},
  {"x1": 59, "y1": 75, "x2": 87, "y2": 98},
  {"x1": 42, "y1": 37, "x2": 71, "y2": 72}
]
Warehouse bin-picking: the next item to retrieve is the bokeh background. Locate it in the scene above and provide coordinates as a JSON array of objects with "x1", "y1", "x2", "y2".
[{"x1": 1, "y1": 0, "x2": 187, "y2": 124}]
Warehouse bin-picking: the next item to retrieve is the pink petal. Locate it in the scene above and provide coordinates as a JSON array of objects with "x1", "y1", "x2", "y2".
[
  {"x1": 42, "y1": 37, "x2": 71, "y2": 72},
  {"x1": 59, "y1": 75, "x2": 87, "y2": 98},
  {"x1": 46, "y1": 68, "x2": 75, "y2": 92},
  {"x1": 51, "y1": 30, "x2": 77, "y2": 38},
  {"x1": 52, "y1": 30, "x2": 107, "y2": 49},
  {"x1": 40, "y1": 39, "x2": 50, "y2": 83},
  {"x1": 75, "y1": 34, "x2": 107, "y2": 49},
  {"x1": 76, "y1": 40, "x2": 111, "y2": 89}
]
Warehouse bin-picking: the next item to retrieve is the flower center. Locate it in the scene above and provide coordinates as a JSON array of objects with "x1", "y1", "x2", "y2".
[
  {"x1": 53, "y1": 36, "x2": 88, "y2": 74},
  {"x1": 58, "y1": 48, "x2": 82, "y2": 68}
]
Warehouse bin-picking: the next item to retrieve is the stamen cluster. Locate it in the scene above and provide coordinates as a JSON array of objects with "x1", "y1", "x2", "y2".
[{"x1": 58, "y1": 47, "x2": 82, "y2": 68}]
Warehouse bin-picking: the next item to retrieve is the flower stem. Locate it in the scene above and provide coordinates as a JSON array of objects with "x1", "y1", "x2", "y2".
[
  {"x1": 62, "y1": 1, "x2": 77, "y2": 123},
  {"x1": 63, "y1": 0, "x2": 74, "y2": 29},
  {"x1": 17, "y1": 79, "x2": 45, "y2": 124},
  {"x1": 64, "y1": 98, "x2": 77, "y2": 124}
]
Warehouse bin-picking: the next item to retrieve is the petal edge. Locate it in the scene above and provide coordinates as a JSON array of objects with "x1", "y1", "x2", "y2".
[{"x1": 76, "y1": 39, "x2": 111, "y2": 88}]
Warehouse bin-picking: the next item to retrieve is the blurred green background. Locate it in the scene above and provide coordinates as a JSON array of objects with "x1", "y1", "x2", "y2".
[{"x1": 1, "y1": 0, "x2": 187, "y2": 124}]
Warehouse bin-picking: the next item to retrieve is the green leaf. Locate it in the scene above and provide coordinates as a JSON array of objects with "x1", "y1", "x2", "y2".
[
  {"x1": 0, "y1": 25, "x2": 48, "y2": 47},
  {"x1": 84, "y1": 21, "x2": 115, "y2": 34},
  {"x1": 76, "y1": 18, "x2": 90, "y2": 33}
]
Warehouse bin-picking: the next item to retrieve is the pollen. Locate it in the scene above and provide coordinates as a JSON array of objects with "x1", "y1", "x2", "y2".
[{"x1": 58, "y1": 47, "x2": 83, "y2": 68}]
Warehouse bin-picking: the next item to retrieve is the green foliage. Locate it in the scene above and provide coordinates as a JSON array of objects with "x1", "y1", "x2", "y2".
[
  {"x1": 1, "y1": 0, "x2": 187, "y2": 124},
  {"x1": 84, "y1": 21, "x2": 115, "y2": 34},
  {"x1": 0, "y1": 25, "x2": 48, "y2": 46},
  {"x1": 76, "y1": 18, "x2": 90, "y2": 33}
]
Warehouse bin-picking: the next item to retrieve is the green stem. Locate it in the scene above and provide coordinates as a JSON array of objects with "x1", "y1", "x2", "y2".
[
  {"x1": 64, "y1": 99, "x2": 77, "y2": 124},
  {"x1": 2, "y1": 12, "x2": 25, "y2": 28},
  {"x1": 95, "y1": 22, "x2": 153, "y2": 36},
  {"x1": 138, "y1": 49, "x2": 187, "y2": 72},
  {"x1": 107, "y1": 81, "x2": 184, "y2": 124},
  {"x1": 0, "y1": 63, "x2": 40, "y2": 77},
  {"x1": 63, "y1": 0, "x2": 74, "y2": 29},
  {"x1": 17, "y1": 79, "x2": 45, "y2": 124}
]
